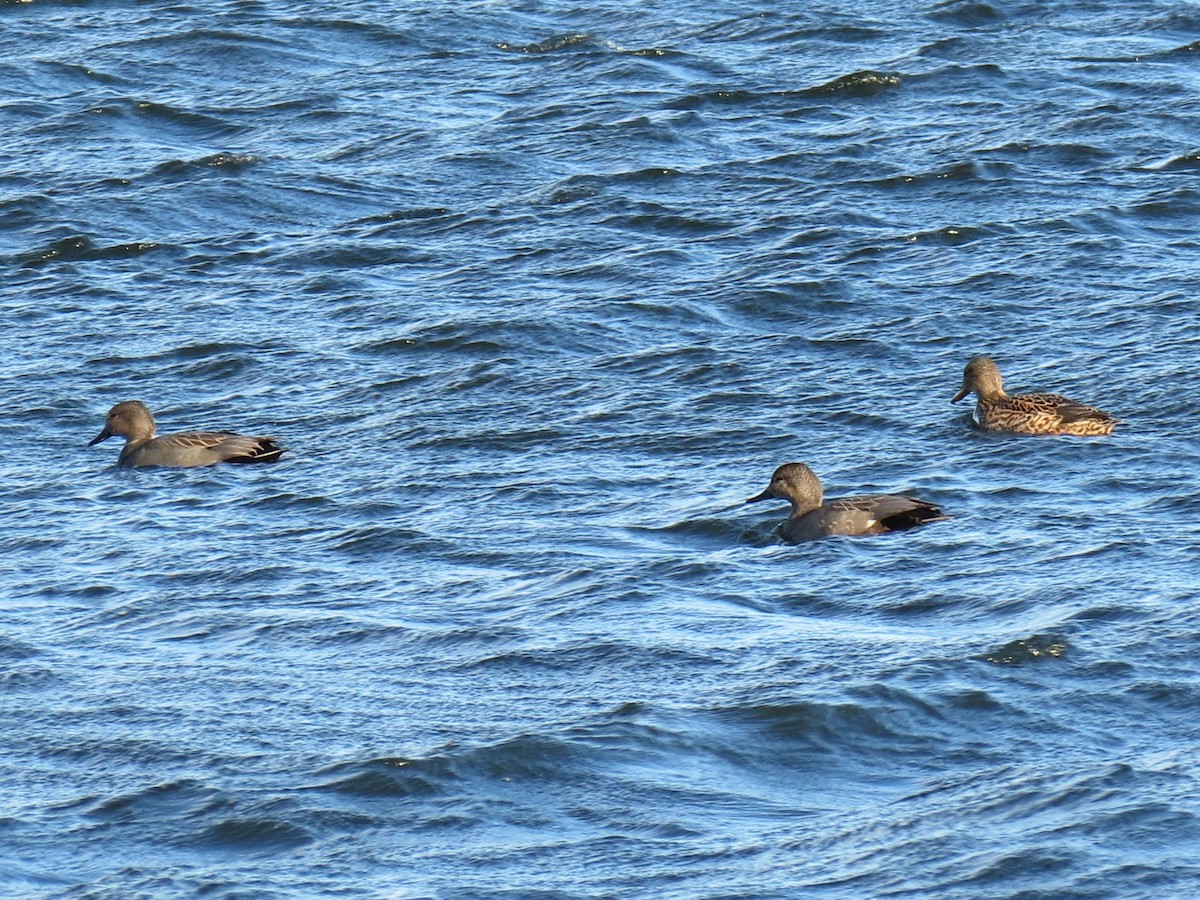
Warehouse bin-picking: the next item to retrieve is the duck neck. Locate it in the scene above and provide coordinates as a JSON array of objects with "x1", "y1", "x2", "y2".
[
  {"x1": 976, "y1": 380, "x2": 1007, "y2": 403},
  {"x1": 789, "y1": 493, "x2": 822, "y2": 518},
  {"x1": 119, "y1": 433, "x2": 153, "y2": 457}
]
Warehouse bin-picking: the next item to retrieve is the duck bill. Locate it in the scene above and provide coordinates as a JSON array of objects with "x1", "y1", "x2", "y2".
[
  {"x1": 746, "y1": 487, "x2": 775, "y2": 504},
  {"x1": 88, "y1": 427, "x2": 112, "y2": 446},
  {"x1": 950, "y1": 387, "x2": 969, "y2": 404}
]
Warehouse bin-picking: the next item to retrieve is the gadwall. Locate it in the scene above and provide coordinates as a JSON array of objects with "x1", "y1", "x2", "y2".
[
  {"x1": 747, "y1": 462, "x2": 947, "y2": 543},
  {"x1": 89, "y1": 400, "x2": 286, "y2": 468},
  {"x1": 951, "y1": 356, "x2": 1115, "y2": 436}
]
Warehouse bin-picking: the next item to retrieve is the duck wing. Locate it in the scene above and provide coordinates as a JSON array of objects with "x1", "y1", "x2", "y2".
[
  {"x1": 125, "y1": 431, "x2": 285, "y2": 466},
  {"x1": 1005, "y1": 391, "x2": 1073, "y2": 413},
  {"x1": 196, "y1": 432, "x2": 285, "y2": 463},
  {"x1": 828, "y1": 494, "x2": 949, "y2": 533},
  {"x1": 1010, "y1": 392, "x2": 1112, "y2": 424},
  {"x1": 1055, "y1": 398, "x2": 1115, "y2": 426}
]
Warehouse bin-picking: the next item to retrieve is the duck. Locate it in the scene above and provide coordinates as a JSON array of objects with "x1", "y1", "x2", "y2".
[
  {"x1": 89, "y1": 400, "x2": 286, "y2": 467},
  {"x1": 951, "y1": 356, "x2": 1115, "y2": 436},
  {"x1": 747, "y1": 462, "x2": 947, "y2": 543}
]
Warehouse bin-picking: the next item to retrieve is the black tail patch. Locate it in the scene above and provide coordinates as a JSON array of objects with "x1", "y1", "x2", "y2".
[
  {"x1": 881, "y1": 504, "x2": 948, "y2": 532},
  {"x1": 227, "y1": 439, "x2": 286, "y2": 464}
]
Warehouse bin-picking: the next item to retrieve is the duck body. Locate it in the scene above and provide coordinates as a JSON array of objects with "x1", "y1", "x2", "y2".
[
  {"x1": 89, "y1": 400, "x2": 285, "y2": 468},
  {"x1": 952, "y1": 356, "x2": 1115, "y2": 436},
  {"x1": 747, "y1": 462, "x2": 947, "y2": 543}
]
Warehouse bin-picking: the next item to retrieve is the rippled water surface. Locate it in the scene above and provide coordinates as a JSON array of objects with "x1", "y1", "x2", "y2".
[{"x1": 4, "y1": 0, "x2": 1200, "y2": 896}]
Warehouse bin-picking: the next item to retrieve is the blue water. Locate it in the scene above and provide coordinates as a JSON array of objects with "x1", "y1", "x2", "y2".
[{"x1": 3, "y1": 0, "x2": 1200, "y2": 896}]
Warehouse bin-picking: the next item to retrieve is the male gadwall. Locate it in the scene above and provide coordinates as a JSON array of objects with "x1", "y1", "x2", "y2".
[
  {"x1": 747, "y1": 462, "x2": 947, "y2": 543},
  {"x1": 89, "y1": 400, "x2": 286, "y2": 468},
  {"x1": 951, "y1": 356, "x2": 1115, "y2": 436}
]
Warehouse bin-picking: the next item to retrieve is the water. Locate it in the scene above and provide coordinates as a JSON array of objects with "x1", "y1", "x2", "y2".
[{"x1": 3, "y1": 0, "x2": 1200, "y2": 896}]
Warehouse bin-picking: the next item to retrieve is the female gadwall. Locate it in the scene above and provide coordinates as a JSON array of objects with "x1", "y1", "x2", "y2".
[
  {"x1": 951, "y1": 356, "x2": 1115, "y2": 436},
  {"x1": 747, "y1": 462, "x2": 947, "y2": 543},
  {"x1": 89, "y1": 400, "x2": 286, "y2": 468}
]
